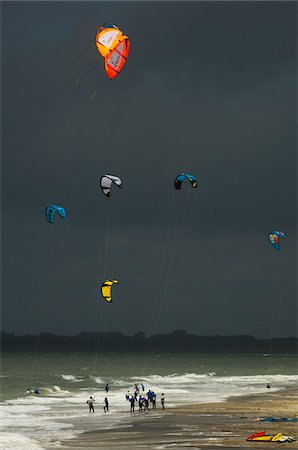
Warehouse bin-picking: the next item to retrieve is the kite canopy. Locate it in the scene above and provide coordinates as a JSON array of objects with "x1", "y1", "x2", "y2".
[
  {"x1": 100, "y1": 174, "x2": 122, "y2": 197},
  {"x1": 45, "y1": 205, "x2": 66, "y2": 223},
  {"x1": 268, "y1": 230, "x2": 285, "y2": 250},
  {"x1": 174, "y1": 173, "x2": 198, "y2": 190},
  {"x1": 101, "y1": 280, "x2": 119, "y2": 302},
  {"x1": 95, "y1": 23, "x2": 130, "y2": 79}
]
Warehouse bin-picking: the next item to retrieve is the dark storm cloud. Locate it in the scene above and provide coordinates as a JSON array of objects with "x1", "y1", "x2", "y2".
[{"x1": 2, "y1": 2, "x2": 296, "y2": 337}]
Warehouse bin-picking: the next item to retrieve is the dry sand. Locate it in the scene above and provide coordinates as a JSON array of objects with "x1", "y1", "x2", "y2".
[{"x1": 58, "y1": 387, "x2": 298, "y2": 449}]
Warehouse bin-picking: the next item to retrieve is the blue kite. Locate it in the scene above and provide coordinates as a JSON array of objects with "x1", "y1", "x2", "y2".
[
  {"x1": 268, "y1": 230, "x2": 285, "y2": 250},
  {"x1": 174, "y1": 173, "x2": 197, "y2": 190},
  {"x1": 45, "y1": 205, "x2": 66, "y2": 224}
]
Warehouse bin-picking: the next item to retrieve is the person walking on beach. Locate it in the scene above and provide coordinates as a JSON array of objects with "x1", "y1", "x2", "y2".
[
  {"x1": 104, "y1": 397, "x2": 109, "y2": 412},
  {"x1": 87, "y1": 396, "x2": 95, "y2": 413},
  {"x1": 161, "y1": 393, "x2": 165, "y2": 410}
]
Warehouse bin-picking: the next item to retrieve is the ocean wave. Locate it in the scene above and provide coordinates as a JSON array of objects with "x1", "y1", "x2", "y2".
[
  {"x1": 0, "y1": 432, "x2": 44, "y2": 450},
  {"x1": 44, "y1": 385, "x2": 70, "y2": 396},
  {"x1": 90, "y1": 376, "x2": 105, "y2": 384},
  {"x1": 133, "y1": 373, "x2": 218, "y2": 385},
  {"x1": 61, "y1": 374, "x2": 84, "y2": 382}
]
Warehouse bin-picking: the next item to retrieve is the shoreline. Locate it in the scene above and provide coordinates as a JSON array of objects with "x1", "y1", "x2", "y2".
[{"x1": 53, "y1": 386, "x2": 298, "y2": 449}]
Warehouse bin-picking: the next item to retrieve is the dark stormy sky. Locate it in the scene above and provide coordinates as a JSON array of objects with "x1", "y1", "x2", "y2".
[{"x1": 1, "y1": 1, "x2": 296, "y2": 338}]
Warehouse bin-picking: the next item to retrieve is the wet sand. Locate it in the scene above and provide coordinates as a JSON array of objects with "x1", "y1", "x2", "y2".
[{"x1": 58, "y1": 388, "x2": 298, "y2": 449}]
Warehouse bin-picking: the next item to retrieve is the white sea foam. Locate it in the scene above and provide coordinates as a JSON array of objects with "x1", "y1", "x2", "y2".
[
  {"x1": 61, "y1": 374, "x2": 84, "y2": 382},
  {"x1": 121, "y1": 373, "x2": 298, "y2": 406},
  {"x1": 110, "y1": 378, "x2": 130, "y2": 387},
  {"x1": 43, "y1": 386, "x2": 70, "y2": 396},
  {"x1": 90, "y1": 376, "x2": 105, "y2": 384},
  {"x1": 0, "y1": 432, "x2": 44, "y2": 450},
  {"x1": 0, "y1": 398, "x2": 75, "y2": 450}
]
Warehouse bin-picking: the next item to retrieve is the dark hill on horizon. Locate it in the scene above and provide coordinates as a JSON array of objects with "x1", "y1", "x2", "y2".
[{"x1": 1, "y1": 330, "x2": 297, "y2": 353}]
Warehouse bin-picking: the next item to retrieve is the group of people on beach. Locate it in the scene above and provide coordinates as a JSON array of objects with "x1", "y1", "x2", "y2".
[
  {"x1": 125, "y1": 384, "x2": 165, "y2": 412},
  {"x1": 86, "y1": 382, "x2": 165, "y2": 413}
]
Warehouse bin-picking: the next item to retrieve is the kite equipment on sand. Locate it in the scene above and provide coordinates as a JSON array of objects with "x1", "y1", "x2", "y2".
[
  {"x1": 45, "y1": 205, "x2": 66, "y2": 223},
  {"x1": 100, "y1": 175, "x2": 122, "y2": 197},
  {"x1": 268, "y1": 231, "x2": 285, "y2": 250},
  {"x1": 174, "y1": 173, "x2": 197, "y2": 190},
  {"x1": 259, "y1": 417, "x2": 298, "y2": 422},
  {"x1": 101, "y1": 280, "x2": 119, "y2": 302},
  {"x1": 95, "y1": 23, "x2": 130, "y2": 79},
  {"x1": 246, "y1": 431, "x2": 296, "y2": 442}
]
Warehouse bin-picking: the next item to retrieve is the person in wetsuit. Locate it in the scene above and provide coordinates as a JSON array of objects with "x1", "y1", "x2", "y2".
[
  {"x1": 152, "y1": 393, "x2": 156, "y2": 409},
  {"x1": 129, "y1": 396, "x2": 135, "y2": 412},
  {"x1": 161, "y1": 393, "x2": 165, "y2": 410},
  {"x1": 104, "y1": 397, "x2": 109, "y2": 412},
  {"x1": 143, "y1": 397, "x2": 150, "y2": 411}
]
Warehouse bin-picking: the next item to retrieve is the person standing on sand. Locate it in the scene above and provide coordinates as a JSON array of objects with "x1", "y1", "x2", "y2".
[
  {"x1": 129, "y1": 395, "x2": 135, "y2": 412},
  {"x1": 152, "y1": 393, "x2": 157, "y2": 409},
  {"x1": 139, "y1": 396, "x2": 144, "y2": 412},
  {"x1": 143, "y1": 398, "x2": 150, "y2": 411},
  {"x1": 161, "y1": 393, "x2": 165, "y2": 410},
  {"x1": 87, "y1": 396, "x2": 95, "y2": 412},
  {"x1": 134, "y1": 384, "x2": 139, "y2": 399},
  {"x1": 104, "y1": 397, "x2": 109, "y2": 412},
  {"x1": 134, "y1": 389, "x2": 138, "y2": 401}
]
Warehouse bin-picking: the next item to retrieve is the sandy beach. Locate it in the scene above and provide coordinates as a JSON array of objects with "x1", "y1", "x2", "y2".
[{"x1": 56, "y1": 387, "x2": 298, "y2": 449}]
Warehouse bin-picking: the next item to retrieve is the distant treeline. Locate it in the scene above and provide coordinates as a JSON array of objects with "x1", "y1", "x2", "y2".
[{"x1": 1, "y1": 330, "x2": 297, "y2": 353}]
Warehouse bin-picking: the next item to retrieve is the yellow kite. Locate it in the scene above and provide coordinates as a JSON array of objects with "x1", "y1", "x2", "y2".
[{"x1": 101, "y1": 280, "x2": 119, "y2": 302}]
